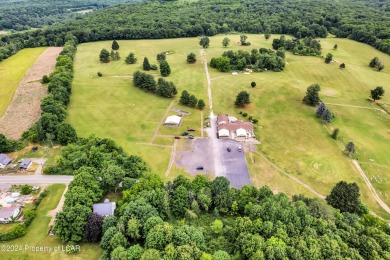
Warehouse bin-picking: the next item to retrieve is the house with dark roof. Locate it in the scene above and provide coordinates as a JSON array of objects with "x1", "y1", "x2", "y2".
[
  {"x1": 19, "y1": 158, "x2": 32, "y2": 170},
  {"x1": 93, "y1": 199, "x2": 116, "y2": 216},
  {"x1": 0, "y1": 154, "x2": 11, "y2": 169}
]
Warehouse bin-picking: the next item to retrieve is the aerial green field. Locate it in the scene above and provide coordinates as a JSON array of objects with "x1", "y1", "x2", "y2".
[
  {"x1": 0, "y1": 47, "x2": 46, "y2": 117},
  {"x1": 206, "y1": 34, "x2": 390, "y2": 218},
  {"x1": 68, "y1": 35, "x2": 390, "y2": 218},
  {"x1": 0, "y1": 184, "x2": 102, "y2": 260},
  {"x1": 67, "y1": 38, "x2": 207, "y2": 177}
]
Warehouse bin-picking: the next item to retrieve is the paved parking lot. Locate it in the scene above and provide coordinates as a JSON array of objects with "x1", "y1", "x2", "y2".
[
  {"x1": 174, "y1": 137, "x2": 251, "y2": 188},
  {"x1": 218, "y1": 139, "x2": 251, "y2": 188}
]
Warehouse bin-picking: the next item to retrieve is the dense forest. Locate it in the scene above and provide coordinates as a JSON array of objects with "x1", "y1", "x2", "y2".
[
  {"x1": 1, "y1": 0, "x2": 390, "y2": 62},
  {"x1": 0, "y1": 0, "x2": 137, "y2": 31}
]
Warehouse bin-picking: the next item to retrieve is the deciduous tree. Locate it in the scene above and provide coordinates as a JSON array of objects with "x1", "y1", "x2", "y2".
[
  {"x1": 234, "y1": 91, "x2": 250, "y2": 107},
  {"x1": 199, "y1": 36, "x2": 210, "y2": 48},
  {"x1": 326, "y1": 181, "x2": 362, "y2": 214},
  {"x1": 84, "y1": 213, "x2": 104, "y2": 242},
  {"x1": 187, "y1": 52, "x2": 196, "y2": 63},
  {"x1": 197, "y1": 99, "x2": 205, "y2": 110},
  {"x1": 344, "y1": 141, "x2": 356, "y2": 156},
  {"x1": 222, "y1": 37, "x2": 230, "y2": 47},
  {"x1": 325, "y1": 53, "x2": 333, "y2": 63}
]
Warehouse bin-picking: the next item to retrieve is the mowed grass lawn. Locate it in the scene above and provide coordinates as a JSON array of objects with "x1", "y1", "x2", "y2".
[
  {"x1": 0, "y1": 184, "x2": 102, "y2": 260},
  {"x1": 67, "y1": 38, "x2": 207, "y2": 176},
  {"x1": 0, "y1": 47, "x2": 46, "y2": 117},
  {"x1": 205, "y1": 34, "x2": 390, "y2": 219}
]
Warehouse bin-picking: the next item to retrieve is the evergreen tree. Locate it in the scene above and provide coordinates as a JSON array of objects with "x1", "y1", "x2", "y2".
[
  {"x1": 234, "y1": 91, "x2": 250, "y2": 107},
  {"x1": 316, "y1": 102, "x2": 326, "y2": 117},
  {"x1": 143, "y1": 57, "x2": 151, "y2": 71},
  {"x1": 321, "y1": 109, "x2": 333, "y2": 123},
  {"x1": 110, "y1": 50, "x2": 115, "y2": 61},
  {"x1": 157, "y1": 52, "x2": 166, "y2": 62},
  {"x1": 303, "y1": 84, "x2": 321, "y2": 106},
  {"x1": 126, "y1": 52, "x2": 137, "y2": 64},
  {"x1": 159, "y1": 60, "x2": 171, "y2": 77},
  {"x1": 339, "y1": 63, "x2": 346, "y2": 69},
  {"x1": 188, "y1": 95, "x2": 198, "y2": 108},
  {"x1": 377, "y1": 61, "x2": 384, "y2": 71},
  {"x1": 369, "y1": 57, "x2": 379, "y2": 68},
  {"x1": 333, "y1": 44, "x2": 338, "y2": 50},
  {"x1": 370, "y1": 86, "x2": 385, "y2": 101},
  {"x1": 344, "y1": 141, "x2": 356, "y2": 156},
  {"x1": 331, "y1": 128, "x2": 339, "y2": 140},
  {"x1": 179, "y1": 90, "x2": 190, "y2": 105},
  {"x1": 99, "y1": 49, "x2": 110, "y2": 63},
  {"x1": 112, "y1": 40, "x2": 120, "y2": 50},
  {"x1": 324, "y1": 53, "x2": 333, "y2": 63},
  {"x1": 186, "y1": 53, "x2": 197, "y2": 63},
  {"x1": 115, "y1": 51, "x2": 120, "y2": 60},
  {"x1": 251, "y1": 82, "x2": 256, "y2": 88},
  {"x1": 265, "y1": 33, "x2": 271, "y2": 40},
  {"x1": 197, "y1": 99, "x2": 205, "y2": 110}
]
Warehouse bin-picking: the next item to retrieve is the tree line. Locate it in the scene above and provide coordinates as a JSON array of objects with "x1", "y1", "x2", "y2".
[
  {"x1": 1, "y1": 0, "x2": 390, "y2": 63},
  {"x1": 77, "y1": 172, "x2": 390, "y2": 260},
  {"x1": 272, "y1": 36, "x2": 321, "y2": 56}
]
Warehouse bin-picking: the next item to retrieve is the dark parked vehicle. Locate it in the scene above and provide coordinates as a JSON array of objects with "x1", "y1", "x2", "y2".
[
  {"x1": 32, "y1": 146, "x2": 38, "y2": 151},
  {"x1": 188, "y1": 135, "x2": 194, "y2": 139},
  {"x1": 188, "y1": 128, "x2": 195, "y2": 131},
  {"x1": 196, "y1": 166, "x2": 204, "y2": 170},
  {"x1": 182, "y1": 132, "x2": 189, "y2": 136},
  {"x1": 227, "y1": 147, "x2": 231, "y2": 152},
  {"x1": 174, "y1": 136, "x2": 181, "y2": 139}
]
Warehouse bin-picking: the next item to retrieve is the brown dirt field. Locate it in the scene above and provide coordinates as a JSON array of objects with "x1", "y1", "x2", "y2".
[{"x1": 0, "y1": 47, "x2": 63, "y2": 139}]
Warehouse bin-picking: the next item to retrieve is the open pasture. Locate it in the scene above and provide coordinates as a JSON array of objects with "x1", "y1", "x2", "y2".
[
  {"x1": 205, "y1": 34, "x2": 390, "y2": 218},
  {"x1": 68, "y1": 35, "x2": 389, "y2": 218},
  {"x1": 0, "y1": 47, "x2": 46, "y2": 117}
]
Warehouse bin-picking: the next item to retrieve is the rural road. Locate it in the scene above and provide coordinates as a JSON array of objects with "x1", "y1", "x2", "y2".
[
  {"x1": 352, "y1": 160, "x2": 390, "y2": 214},
  {"x1": 0, "y1": 175, "x2": 73, "y2": 184}
]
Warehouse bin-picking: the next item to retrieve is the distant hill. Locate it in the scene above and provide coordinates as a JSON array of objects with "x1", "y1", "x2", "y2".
[{"x1": 0, "y1": 0, "x2": 139, "y2": 31}]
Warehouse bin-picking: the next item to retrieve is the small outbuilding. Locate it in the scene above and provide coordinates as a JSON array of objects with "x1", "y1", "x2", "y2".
[
  {"x1": 19, "y1": 158, "x2": 32, "y2": 170},
  {"x1": 164, "y1": 115, "x2": 182, "y2": 127},
  {"x1": 93, "y1": 199, "x2": 116, "y2": 217},
  {"x1": 0, "y1": 154, "x2": 11, "y2": 169},
  {"x1": 218, "y1": 128, "x2": 230, "y2": 138},
  {"x1": 236, "y1": 128, "x2": 247, "y2": 138}
]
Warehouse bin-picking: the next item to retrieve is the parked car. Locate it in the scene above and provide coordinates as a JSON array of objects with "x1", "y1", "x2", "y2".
[
  {"x1": 227, "y1": 147, "x2": 231, "y2": 152},
  {"x1": 32, "y1": 146, "x2": 38, "y2": 151},
  {"x1": 174, "y1": 136, "x2": 181, "y2": 139},
  {"x1": 188, "y1": 128, "x2": 195, "y2": 131},
  {"x1": 182, "y1": 132, "x2": 189, "y2": 136},
  {"x1": 196, "y1": 166, "x2": 204, "y2": 170},
  {"x1": 188, "y1": 135, "x2": 194, "y2": 139},
  {"x1": 238, "y1": 146, "x2": 242, "y2": 152}
]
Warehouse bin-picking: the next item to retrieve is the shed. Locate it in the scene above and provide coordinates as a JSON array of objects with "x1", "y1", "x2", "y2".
[
  {"x1": 19, "y1": 158, "x2": 32, "y2": 170},
  {"x1": 164, "y1": 115, "x2": 182, "y2": 126},
  {"x1": 0, "y1": 154, "x2": 11, "y2": 168}
]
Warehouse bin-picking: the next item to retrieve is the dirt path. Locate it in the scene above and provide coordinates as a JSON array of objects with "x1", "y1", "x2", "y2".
[
  {"x1": 0, "y1": 47, "x2": 63, "y2": 139},
  {"x1": 352, "y1": 160, "x2": 390, "y2": 214},
  {"x1": 150, "y1": 100, "x2": 175, "y2": 143},
  {"x1": 324, "y1": 102, "x2": 385, "y2": 112},
  {"x1": 165, "y1": 139, "x2": 178, "y2": 177},
  {"x1": 48, "y1": 185, "x2": 68, "y2": 227},
  {"x1": 252, "y1": 150, "x2": 326, "y2": 199},
  {"x1": 201, "y1": 49, "x2": 213, "y2": 115}
]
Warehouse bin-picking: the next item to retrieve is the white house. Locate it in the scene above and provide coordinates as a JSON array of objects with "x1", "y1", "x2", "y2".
[
  {"x1": 0, "y1": 207, "x2": 20, "y2": 223},
  {"x1": 0, "y1": 154, "x2": 11, "y2": 169},
  {"x1": 164, "y1": 115, "x2": 182, "y2": 126}
]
